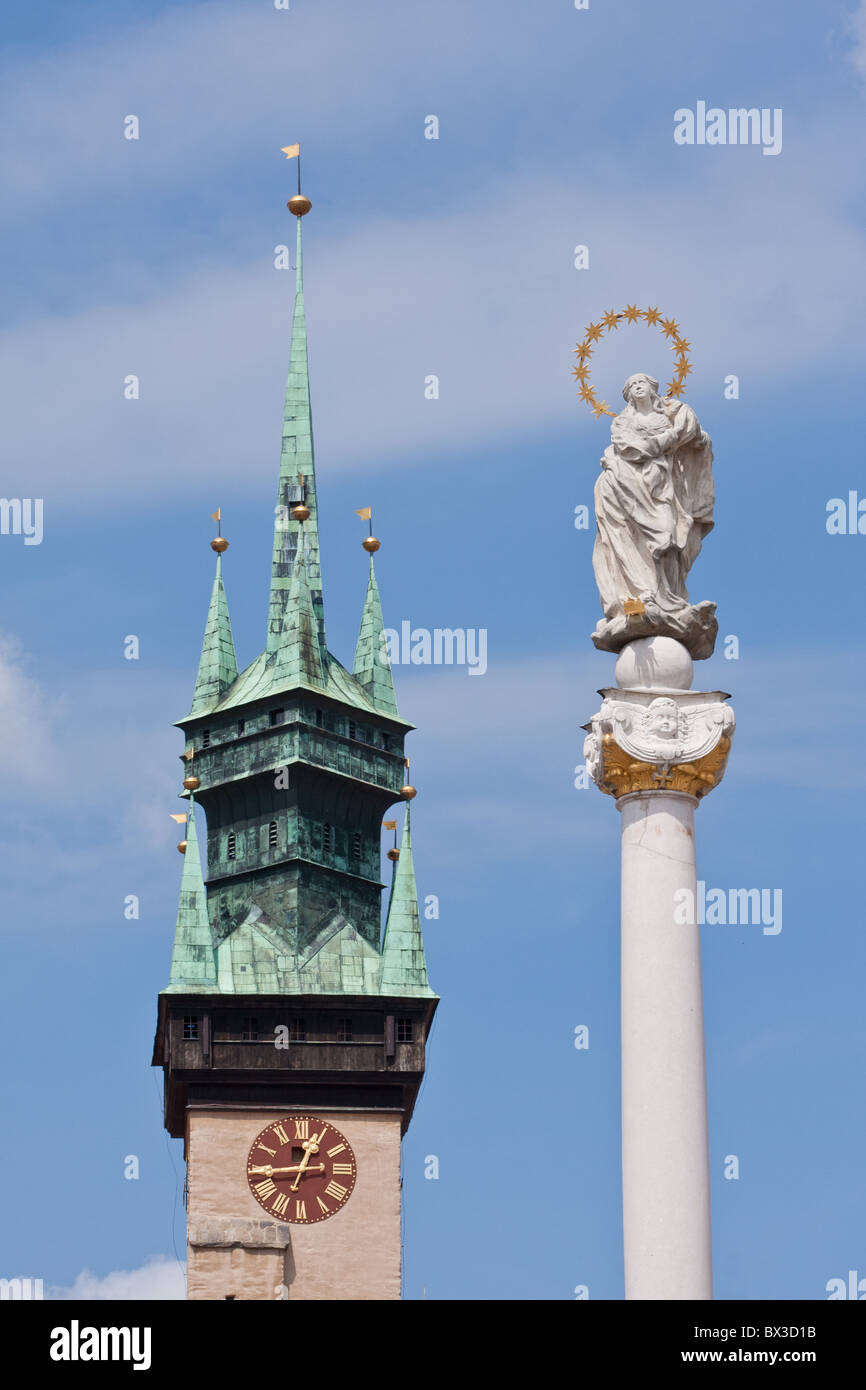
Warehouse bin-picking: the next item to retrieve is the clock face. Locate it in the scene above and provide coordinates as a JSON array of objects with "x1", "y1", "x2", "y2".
[{"x1": 246, "y1": 1115, "x2": 357, "y2": 1225}]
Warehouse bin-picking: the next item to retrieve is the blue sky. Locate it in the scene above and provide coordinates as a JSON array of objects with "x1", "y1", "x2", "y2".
[{"x1": 0, "y1": 0, "x2": 864, "y2": 1300}]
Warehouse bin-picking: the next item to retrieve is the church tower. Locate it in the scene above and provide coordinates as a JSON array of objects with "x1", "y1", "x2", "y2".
[{"x1": 152, "y1": 183, "x2": 437, "y2": 1302}]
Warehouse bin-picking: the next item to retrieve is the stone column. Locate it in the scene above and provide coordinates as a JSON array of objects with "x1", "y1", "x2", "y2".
[
  {"x1": 619, "y1": 788, "x2": 710, "y2": 1300},
  {"x1": 584, "y1": 636, "x2": 735, "y2": 1301}
]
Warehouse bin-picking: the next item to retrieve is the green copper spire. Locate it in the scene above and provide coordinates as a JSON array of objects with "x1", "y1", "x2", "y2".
[
  {"x1": 271, "y1": 526, "x2": 325, "y2": 689},
  {"x1": 189, "y1": 552, "x2": 238, "y2": 716},
  {"x1": 380, "y1": 806, "x2": 434, "y2": 995},
  {"x1": 353, "y1": 553, "x2": 398, "y2": 716},
  {"x1": 166, "y1": 796, "x2": 218, "y2": 992},
  {"x1": 267, "y1": 212, "x2": 325, "y2": 655},
  {"x1": 156, "y1": 185, "x2": 437, "y2": 1151}
]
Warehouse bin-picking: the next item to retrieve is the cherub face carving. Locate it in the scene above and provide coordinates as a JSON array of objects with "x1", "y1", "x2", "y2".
[{"x1": 646, "y1": 698, "x2": 679, "y2": 740}]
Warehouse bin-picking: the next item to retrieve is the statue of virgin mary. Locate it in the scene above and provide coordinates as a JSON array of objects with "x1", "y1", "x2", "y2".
[{"x1": 591, "y1": 373, "x2": 718, "y2": 660}]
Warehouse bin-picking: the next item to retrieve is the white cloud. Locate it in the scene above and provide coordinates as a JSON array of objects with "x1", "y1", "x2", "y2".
[
  {"x1": 0, "y1": 0, "x2": 559, "y2": 225},
  {"x1": 846, "y1": 1, "x2": 866, "y2": 77},
  {"x1": 49, "y1": 1256, "x2": 185, "y2": 1300},
  {"x1": 0, "y1": 636, "x2": 61, "y2": 787},
  {"x1": 3, "y1": 0, "x2": 855, "y2": 231},
  {"x1": 0, "y1": 5, "x2": 388, "y2": 222},
  {"x1": 1, "y1": 4, "x2": 864, "y2": 511},
  {"x1": 0, "y1": 635, "x2": 183, "y2": 848},
  {"x1": 5, "y1": 152, "x2": 865, "y2": 512},
  {"x1": 0, "y1": 642, "x2": 184, "y2": 925}
]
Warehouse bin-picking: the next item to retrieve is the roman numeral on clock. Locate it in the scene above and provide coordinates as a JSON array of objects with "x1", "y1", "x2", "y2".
[
  {"x1": 293, "y1": 1119, "x2": 309, "y2": 1140},
  {"x1": 327, "y1": 1142, "x2": 346, "y2": 1158},
  {"x1": 324, "y1": 1180, "x2": 347, "y2": 1201},
  {"x1": 316, "y1": 1196, "x2": 330, "y2": 1214},
  {"x1": 332, "y1": 1163, "x2": 353, "y2": 1175},
  {"x1": 271, "y1": 1191, "x2": 290, "y2": 1217},
  {"x1": 255, "y1": 1179, "x2": 277, "y2": 1199},
  {"x1": 273, "y1": 1123, "x2": 290, "y2": 1145},
  {"x1": 257, "y1": 1142, "x2": 277, "y2": 1157},
  {"x1": 295, "y1": 1200, "x2": 306, "y2": 1220}
]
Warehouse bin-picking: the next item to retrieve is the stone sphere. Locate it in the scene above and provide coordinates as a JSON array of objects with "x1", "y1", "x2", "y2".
[{"x1": 615, "y1": 636, "x2": 693, "y2": 691}]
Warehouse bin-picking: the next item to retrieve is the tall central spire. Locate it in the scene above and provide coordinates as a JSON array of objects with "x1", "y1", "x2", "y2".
[
  {"x1": 156, "y1": 167, "x2": 438, "y2": 1304},
  {"x1": 267, "y1": 201, "x2": 325, "y2": 654}
]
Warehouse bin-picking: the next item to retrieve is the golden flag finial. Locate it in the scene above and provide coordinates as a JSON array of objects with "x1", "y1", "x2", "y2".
[
  {"x1": 357, "y1": 505, "x2": 380, "y2": 554},
  {"x1": 282, "y1": 142, "x2": 309, "y2": 212},
  {"x1": 210, "y1": 506, "x2": 228, "y2": 554}
]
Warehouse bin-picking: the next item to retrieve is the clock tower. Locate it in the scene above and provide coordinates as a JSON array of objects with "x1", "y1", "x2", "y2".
[{"x1": 152, "y1": 187, "x2": 437, "y2": 1301}]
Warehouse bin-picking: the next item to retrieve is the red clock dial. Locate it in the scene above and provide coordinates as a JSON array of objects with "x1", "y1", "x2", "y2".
[{"x1": 247, "y1": 1115, "x2": 357, "y2": 1224}]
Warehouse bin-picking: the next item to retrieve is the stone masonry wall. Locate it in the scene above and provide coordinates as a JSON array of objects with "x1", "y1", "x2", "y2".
[{"x1": 186, "y1": 1109, "x2": 402, "y2": 1301}]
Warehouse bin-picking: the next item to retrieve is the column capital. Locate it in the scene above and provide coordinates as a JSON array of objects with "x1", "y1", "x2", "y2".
[{"x1": 583, "y1": 687, "x2": 735, "y2": 801}]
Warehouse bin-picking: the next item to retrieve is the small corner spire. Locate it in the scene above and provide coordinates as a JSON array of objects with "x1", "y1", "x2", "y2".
[
  {"x1": 189, "y1": 518, "x2": 238, "y2": 716},
  {"x1": 167, "y1": 795, "x2": 218, "y2": 991},
  {"x1": 381, "y1": 805, "x2": 433, "y2": 995},
  {"x1": 353, "y1": 526, "x2": 398, "y2": 714}
]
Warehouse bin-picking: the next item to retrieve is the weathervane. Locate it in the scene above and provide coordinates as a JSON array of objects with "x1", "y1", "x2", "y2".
[{"x1": 281, "y1": 141, "x2": 311, "y2": 217}]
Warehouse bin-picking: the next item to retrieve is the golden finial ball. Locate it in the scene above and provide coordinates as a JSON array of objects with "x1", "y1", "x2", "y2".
[
  {"x1": 288, "y1": 194, "x2": 312, "y2": 216},
  {"x1": 183, "y1": 775, "x2": 200, "y2": 791},
  {"x1": 211, "y1": 537, "x2": 229, "y2": 554},
  {"x1": 291, "y1": 503, "x2": 311, "y2": 521},
  {"x1": 400, "y1": 784, "x2": 417, "y2": 800},
  {"x1": 362, "y1": 536, "x2": 381, "y2": 554},
  {"x1": 387, "y1": 847, "x2": 401, "y2": 862},
  {"x1": 177, "y1": 840, "x2": 188, "y2": 855}
]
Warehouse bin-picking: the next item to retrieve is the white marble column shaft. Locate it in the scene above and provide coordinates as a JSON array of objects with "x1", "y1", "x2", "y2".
[{"x1": 619, "y1": 789, "x2": 712, "y2": 1300}]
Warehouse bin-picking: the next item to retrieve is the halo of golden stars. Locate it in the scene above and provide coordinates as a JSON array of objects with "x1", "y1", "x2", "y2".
[{"x1": 572, "y1": 306, "x2": 693, "y2": 418}]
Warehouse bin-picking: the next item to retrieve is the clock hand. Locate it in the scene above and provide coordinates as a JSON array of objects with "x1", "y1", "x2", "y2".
[
  {"x1": 289, "y1": 1129, "x2": 326, "y2": 1190},
  {"x1": 290, "y1": 1141, "x2": 315, "y2": 1191},
  {"x1": 248, "y1": 1163, "x2": 326, "y2": 1177}
]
